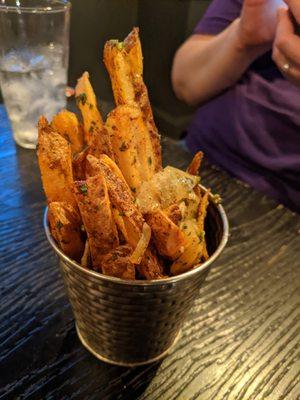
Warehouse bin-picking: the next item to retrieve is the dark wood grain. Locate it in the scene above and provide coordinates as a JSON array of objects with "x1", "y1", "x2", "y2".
[{"x1": 0, "y1": 105, "x2": 299, "y2": 400}]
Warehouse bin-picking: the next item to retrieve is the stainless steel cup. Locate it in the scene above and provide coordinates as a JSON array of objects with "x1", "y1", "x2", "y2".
[{"x1": 44, "y1": 189, "x2": 229, "y2": 367}]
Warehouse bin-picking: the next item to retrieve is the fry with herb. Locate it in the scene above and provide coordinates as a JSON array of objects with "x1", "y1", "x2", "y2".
[
  {"x1": 75, "y1": 71, "x2": 114, "y2": 159},
  {"x1": 48, "y1": 202, "x2": 84, "y2": 262},
  {"x1": 37, "y1": 116, "x2": 77, "y2": 208},
  {"x1": 73, "y1": 174, "x2": 119, "y2": 269}
]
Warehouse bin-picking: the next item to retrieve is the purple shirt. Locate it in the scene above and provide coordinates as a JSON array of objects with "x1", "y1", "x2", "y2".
[{"x1": 186, "y1": 0, "x2": 300, "y2": 212}]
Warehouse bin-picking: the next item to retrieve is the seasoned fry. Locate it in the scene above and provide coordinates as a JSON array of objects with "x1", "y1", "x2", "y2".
[
  {"x1": 170, "y1": 220, "x2": 203, "y2": 276},
  {"x1": 106, "y1": 106, "x2": 141, "y2": 191},
  {"x1": 48, "y1": 202, "x2": 84, "y2": 262},
  {"x1": 75, "y1": 71, "x2": 114, "y2": 158},
  {"x1": 75, "y1": 71, "x2": 103, "y2": 132},
  {"x1": 103, "y1": 40, "x2": 136, "y2": 106},
  {"x1": 81, "y1": 240, "x2": 91, "y2": 268},
  {"x1": 72, "y1": 145, "x2": 89, "y2": 180},
  {"x1": 104, "y1": 29, "x2": 162, "y2": 172},
  {"x1": 106, "y1": 105, "x2": 156, "y2": 190},
  {"x1": 198, "y1": 190, "x2": 210, "y2": 229},
  {"x1": 197, "y1": 190, "x2": 210, "y2": 262},
  {"x1": 145, "y1": 210, "x2": 185, "y2": 260},
  {"x1": 138, "y1": 248, "x2": 164, "y2": 280},
  {"x1": 86, "y1": 154, "x2": 143, "y2": 248},
  {"x1": 38, "y1": 116, "x2": 77, "y2": 208},
  {"x1": 51, "y1": 110, "x2": 84, "y2": 154},
  {"x1": 111, "y1": 206, "x2": 127, "y2": 240},
  {"x1": 86, "y1": 153, "x2": 125, "y2": 181},
  {"x1": 123, "y1": 27, "x2": 143, "y2": 77},
  {"x1": 123, "y1": 29, "x2": 162, "y2": 171},
  {"x1": 187, "y1": 151, "x2": 203, "y2": 176},
  {"x1": 171, "y1": 190, "x2": 210, "y2": 275},
  {"x1": 73, "y1": 174, "x2": 119, "y2": 269},
  {"x1": 100, "y1": 245, "x2": 135, "y2": 280},
  {"x1": 86, "y1": 154, "x2": 162, "y2": 278}
]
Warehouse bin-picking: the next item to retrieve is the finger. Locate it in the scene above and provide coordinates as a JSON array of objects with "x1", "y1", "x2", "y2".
[
  {"x1": 272, "y1": 44, "x2": 289, "y2": 70},
  {"x1": 275, "y1": 8, "x2": 300, "y2": 65},
  {"x1": 284, "y1": 0, "x2": 300, "y2": 24},
  {"x1": 272, "y1": 45, "x2": 300, "y2": 85}
]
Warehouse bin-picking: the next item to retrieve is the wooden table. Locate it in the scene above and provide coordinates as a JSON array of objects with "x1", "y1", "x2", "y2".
[{"x1": 1, "y1": 105, "x2": 299, "y2": 400}]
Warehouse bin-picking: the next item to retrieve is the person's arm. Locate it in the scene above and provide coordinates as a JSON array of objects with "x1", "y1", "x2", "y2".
[
  {"x1": 272, "y1": 0, "x2": 300, "y2": 85},
  {"x1": 172, "y1": 0, "x2": 283, "y2": 106},
  {"x1": 172, "y1": 20, "x2": 261, "y2": 106}
]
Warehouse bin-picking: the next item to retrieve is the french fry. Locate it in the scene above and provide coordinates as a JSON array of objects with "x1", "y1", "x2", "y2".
[
  {"x1": 72, "y1": 145, "x2": 90, "y2": 180},
  {"x1": 48, "y1": 201, "x2": 84, "y2": 262},
  {"x1": 75, "y1": 71, "x2": 114, "y2": 158},
  {"x1": 138, "y1": 248, "x2": 164, "y2": 280},
  {"x1": 85, "y1": 154, "x2": 143, "y2": 247},
  {"x1": 145, "y1": 210, "x2": 185, "y2": 260},
  {"x1": 187, "y1": 151, "x2": 203, "y2": 176},
  {"x1": 123, "y1": 29, "x2": 162, "y2": 171},
  {"x1": 37, "y1": 116, "x2": 77, "y2": 208},
  {"x1": 103, "y1": 40, "x2": 136, "y2": 106},
  {"x1": 81, "y1": 240, "x2": 91, "y2": 268},
  {"x1": 111, "y1": 206, "x2": 127, "y2": 240},
  {"x1": 73, "y1": 174, "x2": 119, "y2": 269},
  {"x1": 171, "y1": 190, "x2": 210, "y2": 275},
  {"x1": 198, "y1": 190, "x2": 210, "y2": 262},
  {"x1": 123, "y1": 27, "x2": 143, "y2": 77},
  {"x1": 86, "y1": 154, "x2": 163, "y2": 278},
  {"x1": 104, "y1": 29, "x2": 162, "y2": 172},
  {"x1": 100, "y1": 245, "x2": 135, "y2": 280},
  {"x1": 106, "y1": 106, "x2": 141, "y2": 192},
  {"x1": 170, "y1": 220, "x2": 203, "y2": 275},
  {"x1": 51, "y1": 110, "x2": 84, "y2": 154},
  {"x1": 106, "y1": 105, "x2": 156, "y2": 190}
]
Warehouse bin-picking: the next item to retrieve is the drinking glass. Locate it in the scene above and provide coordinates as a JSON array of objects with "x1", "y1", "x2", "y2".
[{"x1": 0, "y1": 0, "x2": 71, "y2": 149}]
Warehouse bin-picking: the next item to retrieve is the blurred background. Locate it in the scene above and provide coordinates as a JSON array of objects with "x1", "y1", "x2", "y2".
[{"x1": 0, "y1": 0, "x2": 211, "y2": 139}]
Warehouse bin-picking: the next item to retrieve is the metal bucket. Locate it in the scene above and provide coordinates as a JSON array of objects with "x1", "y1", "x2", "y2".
[{"x1": 44, "y1": 190, "x2": 229, "y2": 367}]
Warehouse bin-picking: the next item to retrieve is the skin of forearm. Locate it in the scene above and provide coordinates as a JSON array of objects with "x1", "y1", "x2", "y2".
[{"x1": 172, "y1": 19, "x2": 265, "y2": 106}]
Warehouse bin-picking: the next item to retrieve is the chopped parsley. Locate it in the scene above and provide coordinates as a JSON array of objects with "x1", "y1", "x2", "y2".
[
  {"x1": 198, "y1": 231, "x2": 205, "y2": 242},
  {"x1": 76, "y1": 93, "x2": 87, "y2": 106},
  {"x1": 80, "y1": 183, "x2": 88, "y2": 195},
  {"x1": 116, "y1": 42, "x2": 124, "y2": 51},
  {"x1": 148, "y1": 156, "x2": 152, "y2": 166},
  {"x1": 131, "y1": 187, "x2": 136, "y2": 194},
  {"x1": 56, "y1": 221, "x2": 63, "y2": 231}
]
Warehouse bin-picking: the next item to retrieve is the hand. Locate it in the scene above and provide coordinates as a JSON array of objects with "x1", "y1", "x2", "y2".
[
  {"x1": 272, "y1": 0, "x2": 300, "y2": 85},
  {"x1": 238, "y1": 0, "x2": 286, "y2": 54}
]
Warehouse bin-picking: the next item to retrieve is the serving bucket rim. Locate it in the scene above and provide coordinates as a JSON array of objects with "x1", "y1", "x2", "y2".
[{"x1": 43, "y1": 186, "x2": 229, "y2": 286}]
